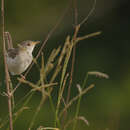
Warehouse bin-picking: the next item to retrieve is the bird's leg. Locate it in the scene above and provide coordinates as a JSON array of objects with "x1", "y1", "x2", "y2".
[{"x1": 20, "y1": 74, "x2": 26, "y2": 80}]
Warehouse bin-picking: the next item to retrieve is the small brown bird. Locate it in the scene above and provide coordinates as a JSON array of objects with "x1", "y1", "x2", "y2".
[{"x1": 6, "y1": 40, "x2": 40, "y2": 75}]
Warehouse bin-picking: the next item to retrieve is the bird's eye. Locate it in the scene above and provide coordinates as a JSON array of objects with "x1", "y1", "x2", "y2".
[{"x1": 27, "y1": 43, "x2": 30, "y2": 46}]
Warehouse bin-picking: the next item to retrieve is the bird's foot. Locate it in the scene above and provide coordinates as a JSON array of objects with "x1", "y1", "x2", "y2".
[{"x1": 20, "y1": 74, "x2": 26, "y2": 80}]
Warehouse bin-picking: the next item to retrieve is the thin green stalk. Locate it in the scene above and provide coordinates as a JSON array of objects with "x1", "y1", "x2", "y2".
[
  {"x1": 6, "y1": 91, "x2": 34, "y2": 130},
  {"x1": 13, "y1": 91, "x2": 34, "y2": 122},
  {"x1": 29, "y1": 94, "x2": 46, "y2": 129},
  {"x1": 59, "y1": 84, "x2": 94, "y2": 118},
  {"x1": 72, "y1": 73, "x2": 88, "y2": 130},
  {"x1": 0, "y1": 90, "x2": 33, "y2": 129},
  {"x1": 48, "y1": 95, "x2": 56, "y2": 116}
]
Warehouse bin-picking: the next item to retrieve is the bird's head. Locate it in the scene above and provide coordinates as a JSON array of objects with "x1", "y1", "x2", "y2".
[{"x1": 18, "y1": 40, "x2": 40, "y2": 53}]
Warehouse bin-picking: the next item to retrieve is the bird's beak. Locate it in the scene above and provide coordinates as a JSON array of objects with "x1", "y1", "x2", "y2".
[{"x1": 31, "y1": 41, "x2": 40, "y2": 45}]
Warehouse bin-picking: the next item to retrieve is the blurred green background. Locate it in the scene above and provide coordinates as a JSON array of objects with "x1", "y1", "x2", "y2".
[{"x1": 0, "y1": 0, "x2": 130, "y2": 130}]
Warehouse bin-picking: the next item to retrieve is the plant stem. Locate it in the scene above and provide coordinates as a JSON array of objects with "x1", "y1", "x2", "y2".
[
  {"x1": 1, "y1": 0, "x2": 13, "y2": 130},
  {"x1": 29, "y1": 94, "x2": 46, "y2": 129},
  {"x1": 72, "y1": 73, "x2": 88, "y2": 130},
  {"x1": 60, "y1": 84, "x2": 94, "y2": 118}
]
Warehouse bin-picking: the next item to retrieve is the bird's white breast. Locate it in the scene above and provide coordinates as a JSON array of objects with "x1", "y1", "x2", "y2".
[{"x1": 6, "y1": 51, "x2": 33, "y2": 75}]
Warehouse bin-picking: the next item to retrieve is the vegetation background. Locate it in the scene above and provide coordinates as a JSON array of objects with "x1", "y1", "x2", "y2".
[{"x1": 0, "y1": 0, "x2": 130, "y2": 130}]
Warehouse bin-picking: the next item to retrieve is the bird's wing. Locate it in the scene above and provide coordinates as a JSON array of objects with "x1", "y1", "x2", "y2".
[{"x1": 7, "y1": 48, "x2": 19, "y2": 59}]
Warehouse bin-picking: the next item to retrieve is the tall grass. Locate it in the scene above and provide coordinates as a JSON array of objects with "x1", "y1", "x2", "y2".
[{"x1": 0, "y1": 0, "x2": 109, "y2": 130}]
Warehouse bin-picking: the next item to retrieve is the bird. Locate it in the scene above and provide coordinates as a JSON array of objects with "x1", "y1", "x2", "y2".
[{"x1": 6, "y1": 40, "x2": 40, "y2": 75}]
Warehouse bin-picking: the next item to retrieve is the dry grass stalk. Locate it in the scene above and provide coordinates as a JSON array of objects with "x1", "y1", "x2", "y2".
[
  {"x1": 79, "y1": 0, "x2": 97, "y2": 26},
  {"x1": 55, "y1": 73, "x2": 69, "y2": 126},
  {"x1": 88, "y1": 71, "x2": 109, "y2": 79},
  {"x1": 37, "y1": 126, "x2": 59, "y2": 130},
  {"x1": 14, "y1": 107, "x2": 29, "y2": 118},
  {"x1": 4, "y1": 31, "x2": 15, "y2": 109},
  {"x1": 76, "y1": 84, "x2": 82, "y2": 93},
  {"x1": 63, "y1": 116, "x2": 89, "y2": 130},
  {"x1": 60, "y1": 84, "x2": 95, "y2": 118},
  {"x1": 75, "y1": 31, "x2": 101, "y2": 43},
  {"x1": 77, "y1": 116, "x2": 89, "y2": 126},
  {"x1": 1, "y1": 0, "x2": 13, "y2": 130},
  {"x1": 58, "y1": 73, "x2": 69, "y2": 108},
  {"x1": 18, "y1": 77, "x2": 58, "y2": 92}
]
